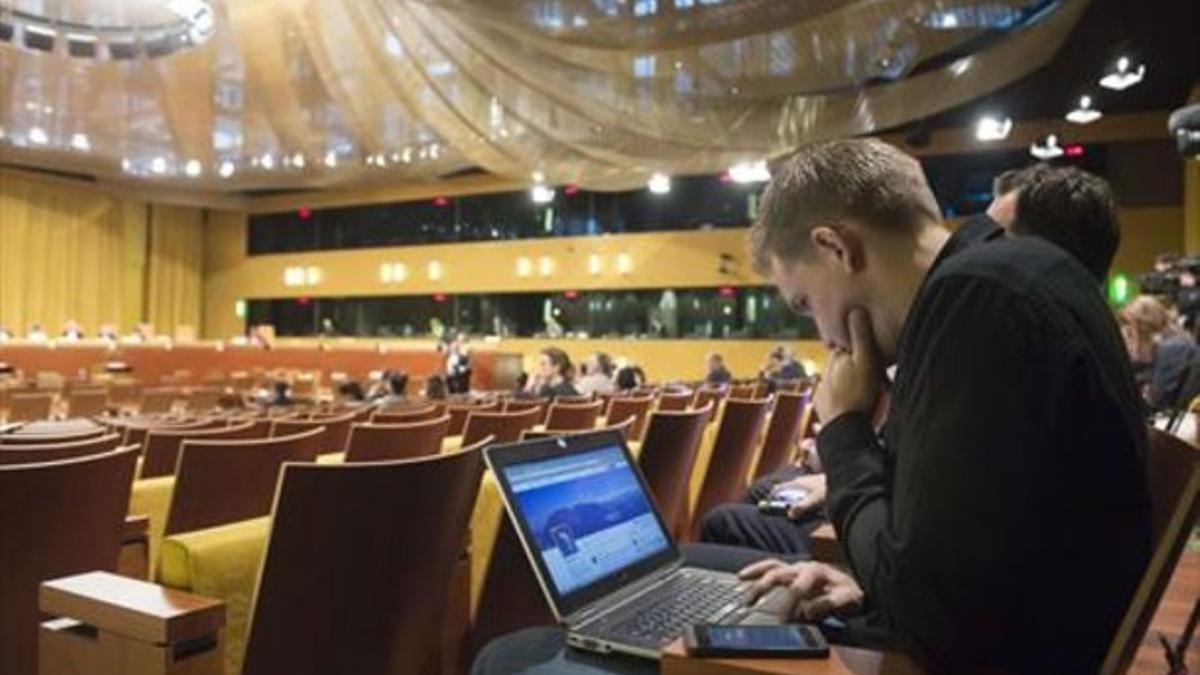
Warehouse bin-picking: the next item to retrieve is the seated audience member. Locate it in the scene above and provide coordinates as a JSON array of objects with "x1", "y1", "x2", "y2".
[
  {"x1": 474, "y1": 141, "x2": 1151, "y2": 675},
  {"x1": 446, "y1": 332, "x2": 472, "y2": 394},
  {"x1": 26, "y1": 323, "x2": 48, "y2": 342},
  {"x1": 425, "y1": 374, "x2": 448, "y2": 400},
  {"x1": 522, "y1": 347, "x2": 580, "y2": 398},
  {"x1": 613, "y1": 364, "x2": 645, "y2": 392},
  {"x1": 1010, "y1": 166, "x2": 1119, "y2": 283},
  {"x1": 575, "y1": 352, "x2": 616, "y2": 396},
  {"x1": 1120, "y1": 294, "x2": 1199, "y2": 412},
  {"x1": 704, "y1": 352, "x2": 733, "y2": 385},
  {"x1": 97, "y1": 323, "x2": 118, "y2": 341},
  {"x1": 0, "y1": 324, "x2": 11, "y2": 341},
  {"x1": 759, "y1": 345, "x2": 806, "y2": 391},
  {"x1": 338, "y1": 381, "x2": 367, "y2": 403},
  {"x1": 61, "y1": 320, "x2": 85, "y2": 340},
  {"x1": 258, "y1": 380, "x2": 294, "y2": 407},
  {"x1": 703, "y1": 164, "x2": 1126, "y2": 555},
  {"x1": 368, "y1": 370, "x2": 409, "y2": 406},
  {"x1": 736, "y1": 139, "x2": 1149, "y2": 672}
]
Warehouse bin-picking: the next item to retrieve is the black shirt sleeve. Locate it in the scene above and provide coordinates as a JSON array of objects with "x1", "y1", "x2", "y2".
[{"x1": 817, "y1": 276, "x2": 1068, "y2": 667}]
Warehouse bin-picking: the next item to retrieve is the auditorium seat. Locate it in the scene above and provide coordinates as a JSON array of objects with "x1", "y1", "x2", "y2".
[
  {"x1": 270, "y1": 412, "x2": 355, "y2": 456},
  {"x1": 543, "y1": 399, "x2": 604, "y2": 431},
  {"x1": 520, "y1": 416, "x2": 634, "y2": 441},
  {"x1": 447, "y1": 399, "x2": 502, "y2": 436},
  {"x1": 371, "y1": 402, "x2": 446, "y2": 424},
  {"x1": 7, "y1": 392, "x2": 53, "y2": 422},
  {"x1": 163, "y1": 427, "x2": 326, "y2": 536},
  {"x1": 605, "y1": 394, "x2": 656, "y2": 442},
  {"x1": 67, "y1": 387, "x2": 110, "y2": 418},
  {"x1": 0, "y1": 446, "x2": 139, "y2": 674},
  {"x1": 691, "y1": 385, "x2": 729, "y2": 415},
  {"x1": 0, "y1": 425, "x2": 106, "y2": 445},
  {"x1": 689, "y1": 397, "x2": 772, "y2": 539},
  {"x1": 187, "y1": 387, "x2": 223, "y2": 413},
  {"x1": 1102, "y1": 428, "x2": 1200, "y2": 671},
  {"x1": 344, "y1": 415, "x2": 452, "y2": 462},
  {"x1": 462, "y1": 407, "x2": 542, "y2": 446},
  {"x1": 638, "y1": 405, "x2": 714, "y2": 540},
  {"x1": 751, "y1": 391, "x2": 809, "y2": 480},
  {"x1": 138, "y1": 387, "x2": 181, "y2": 414},
  {"x1": 729, "y1": 383, "x2": 757, "y2": 400},
  {"x1": 657, "y1": 389, "x2": 693, "y2": 411},
  {"x1": 140, "y1": 421, "x2": 263, "y2": 478},
  {"x1": 0, "y1": 433, "x2": 122, "y2": 465}
]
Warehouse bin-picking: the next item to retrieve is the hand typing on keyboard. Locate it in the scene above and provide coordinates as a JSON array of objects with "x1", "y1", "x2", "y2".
[{"x1": 738, "y1": 560, "x2": 864, "y2": 622}]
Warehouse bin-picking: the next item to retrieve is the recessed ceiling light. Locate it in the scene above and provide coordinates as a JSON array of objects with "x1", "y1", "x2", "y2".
[
  {"x1": 28, "y1": 127, "x2": 48, "y2": 144},
  {"x1": 69, "y1": 132, "x2": 89, "y2": 151},
  {"x1": 218, "y1": 160, "x2": 235, "y2": 177},
  {"x1": 647, "y1": 172, "x2": 671, "y2": 194},
  {"x1": 975, "y1": 115, "x2": 1012, "y2": 142},
  {"x1": 1100, "y1": 56, "x2": 1145, "y2": 91},
  {"x1": 728, "y1": 160, "x2": 771, "y2": 183},
  {"x1": 1066, "y1": 95, "x2": 1102, "y2": 124},
  {"x1": 150, "y1": 157, "x2": 168, "y2": 174},
  {"x1": 184, "y1": 159, "x2": 202, "y2": 177},
  {"x1": 1030, "y1": 134, "x2": 1064, "y2": 160}
]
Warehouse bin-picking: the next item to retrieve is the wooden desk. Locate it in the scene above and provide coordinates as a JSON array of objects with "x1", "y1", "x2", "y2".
[{"x1": 661, "y1": 639, "x2": 922, "y2": 674}]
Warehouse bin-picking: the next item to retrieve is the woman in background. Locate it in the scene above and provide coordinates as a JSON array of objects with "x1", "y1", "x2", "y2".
[
  {"x1": 523, "y1": 347, "x2": 579, "y2": 398},
  {"x1": 1120, "y1": 294, "x2": 1199, "y2": 413},
  {"x1": 575, "y1": 352, "x2": 615, "y2": 396}
]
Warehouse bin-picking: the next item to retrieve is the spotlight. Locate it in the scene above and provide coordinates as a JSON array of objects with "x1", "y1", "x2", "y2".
[
  {"x1": 1030, "y1": 134, "x2": 1064, "y2": 160},
  {"x1": 727, "y1": 160, "x2": 771, "y2": 183},
  {"x1": 975, "y1": 115, "x2": 1012, "y2": 142},
  {"x1": 1100, "y1": 56, "x2": 1145, "y2": 91},
  {"x1": 1066, "y1": 95, "x2": 1102, "y2": 125},
  {"x1": 647, "y1": 172, "x2": 671, "y2": 194}
]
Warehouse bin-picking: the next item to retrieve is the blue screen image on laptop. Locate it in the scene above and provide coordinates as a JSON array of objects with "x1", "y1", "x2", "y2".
[{"x1": 506, "y1": 445, "x2": 670, "y2": 596}]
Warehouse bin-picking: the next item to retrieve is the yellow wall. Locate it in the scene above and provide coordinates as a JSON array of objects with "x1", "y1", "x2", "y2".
[
  {"x1": 202, "y1": 206, "x2": 1185, "y2": 339},
  {"x1": 0, "y1": 169, "x2": 205, "y2": 335}
]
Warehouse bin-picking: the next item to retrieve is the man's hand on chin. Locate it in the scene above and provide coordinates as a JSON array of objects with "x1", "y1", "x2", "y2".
[{"x1": 814, "y1": 308, "x2": 885, "y2": 423}]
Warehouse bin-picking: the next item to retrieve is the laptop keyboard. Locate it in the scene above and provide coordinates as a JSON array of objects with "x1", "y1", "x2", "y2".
[{"x1": 607, "y1": 571, "x2": 746, "y2": 645}]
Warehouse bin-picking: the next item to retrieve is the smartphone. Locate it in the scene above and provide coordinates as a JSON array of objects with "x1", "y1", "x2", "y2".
[
  {"x1": 683, "y1": 624, "x2": 829, "y2": 658},
  {"x1": 757, "y1": 487, "x2": 809, "y2": 515}
]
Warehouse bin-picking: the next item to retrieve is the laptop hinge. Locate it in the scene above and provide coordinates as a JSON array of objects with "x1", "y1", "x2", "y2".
[{"x1": 566, "y1": 559, "x2": 684, "y2": 628}]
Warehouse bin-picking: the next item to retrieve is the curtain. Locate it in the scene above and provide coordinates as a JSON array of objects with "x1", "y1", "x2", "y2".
[
  {"x1": 0, "y1": 170, "x2": 143, "y2": 336},
  {"x1": 147, "y1": 205, "x2": 206, "y2": 338}
]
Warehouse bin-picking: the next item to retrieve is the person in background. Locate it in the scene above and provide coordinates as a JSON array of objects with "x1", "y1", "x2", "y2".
[
  {"x1": 575, "y1": 352, "x2": 616, "y2": 396},
  {"x1": 258, "y1": 380, "x2": 294, "y2": 408},
  {"x1": 446, "y1": 332, "x2": 472, "y2": 394},
  {"x1": 61, "y1": 320, "x2": 84, "y2": 341},
  {"x1": 523, "y1": 347, "x2": 579, "y2": 398},
  {"x1": 614, "y1": 364, "x2": 646, "y2": 392},
  {"x1": 1010, "y1": 166, "x2": 1119, "y2": 284},
  {"x1": 759, "y1": 345, "x2": 806, "y2": 391},
  {"x1": 338, "y1": 381, "x2": 367, "y2": 403},
  {"x1": 368, "y1": 370, "x2": 409, "y2": 407},
  {"x1": 425, "y1": 375, "x2": 448, "y2": 401},
  {"x1": 1120, "y1": 294, "x2": 1199, "y2": 413},
  {"x1": 26, "y1": 323, "x2": 48, "y2": 343},
  {"x1": 97, "y1": 323, "x2": 118, "y2": 342},
  {"x1": 704, "y1": 352, "x2": 733, "y2": 385},
  {"x1": 0, "y1": 324, "x2": 12, "y2": 342},
  {"x1": 1175, "y1": 266, "x2": 1200, "y2": 332}
]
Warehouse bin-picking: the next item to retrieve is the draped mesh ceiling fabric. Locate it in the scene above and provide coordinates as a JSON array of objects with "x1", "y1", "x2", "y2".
[{"x1": 0, "y1": 0, "x2": 1089, "y2": 193}]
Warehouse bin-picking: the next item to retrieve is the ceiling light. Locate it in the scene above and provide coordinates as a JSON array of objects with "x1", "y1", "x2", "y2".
[
  {"x1": 538, "y1": 256, "x2": 554, "y2": 277},
  {"x1": 531, "y1": 185, "x2": 555, "y2": 204},
  {"x1": 260, "y1": 153, "x2": 275, "y2": 170},
  {"x1": 69, "y1": 132, "x2": 90, "y2": 151},
  {"x1": 218, "y1": 160, "x2": 235, "y2": 177},
  {"x1": 120, "y1": 158, "x2": 132, "y2": 172},
  {"x1": 428, "y1": 144, "x2": 440, "y2": 159},
  {"x1": 728, "y1": 160, "x2": 771, "y2": 183},
  {"x1": 531, "y1": 170, "x2": 545, "y2": 183},
  {"x1": 401, "y1": 147, "x2": 412, "y2": 163},
  {"x1": 1066, "y1": 95, "x2": 1101, "y2": 124},
  {"x1": 617, "y1": 253, "x2": 633, "y2": 275},
  {"x1": 588, "y1": 254, "x2": 602, "y2": 275},
  {"x1": 516, "y1": 257, "x2": 532, "y2": 278},
  {"x1": 975, "y1": 115, "x2": 1012, "y2": 142},
  {"x1": 292, "y1": 152, "x2": 305, "y2": 168},
  {"x1": 1030, "y1": 134, "x2": 1064, "y2": 160},
  {"x1": 1100, "y1": 56, "x2": 1145, "y2": 91},
  {"x1": 427, "y1": 260, "x2": 443, "y2": 280},
  {"x1": 647, "y1": 172, "x2": 671, "y2": 194},
  {"x1": 323, "y1": 151, "x2": 337, "y2": 168},
  {"x1": 184, "y1": 159, "x2": 202, "y2": 177},
  {"x1": 150, "y1": 157, "x2": 168, "y2": 174},
  {"x1": 27, "y1": 127, "x2": 48, "y2": 145}
]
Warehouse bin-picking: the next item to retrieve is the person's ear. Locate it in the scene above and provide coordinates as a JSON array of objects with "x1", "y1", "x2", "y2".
[{"x1": 809, "y1": 225, "x2": 865, "y2": 273}]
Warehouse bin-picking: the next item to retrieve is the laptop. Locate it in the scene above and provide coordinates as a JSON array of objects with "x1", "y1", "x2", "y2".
[{"x1": 486, "y1": 429, "x2": 786, "y2": 660}]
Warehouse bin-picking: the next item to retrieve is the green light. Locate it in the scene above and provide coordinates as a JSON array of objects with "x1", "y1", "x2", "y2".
[{"x1": 1108, "y1": 274, "x2": 1130, "y2": 306}]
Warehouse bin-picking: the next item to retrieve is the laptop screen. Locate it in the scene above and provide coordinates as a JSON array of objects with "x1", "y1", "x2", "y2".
[{"x1": 505, "y1": 444, "x2": 672, "y2": 596}]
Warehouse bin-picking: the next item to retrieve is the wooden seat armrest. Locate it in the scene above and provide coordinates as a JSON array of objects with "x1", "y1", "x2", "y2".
[
  {"x1": 122, "y1": 514, "x2": 150, "y2": 544},
  {"x1": 662, "y1": 638, "x2": 924, "y2": 674},
  {"x1": 40, "y1": 571, "x2": 224, "y2": 645},
  {"x1": 810, "y1": 523, "x2": 842, "y2": 565}
]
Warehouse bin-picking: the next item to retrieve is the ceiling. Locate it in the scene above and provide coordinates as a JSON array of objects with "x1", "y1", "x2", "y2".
[{"x1": 0, "y1": 0, "x2": 1098, "y2": 196}]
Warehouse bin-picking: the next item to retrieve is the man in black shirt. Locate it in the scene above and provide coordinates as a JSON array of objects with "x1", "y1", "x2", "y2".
[{"x1": 741, "y1": 139, "x2": 1151, "y2": 673}]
